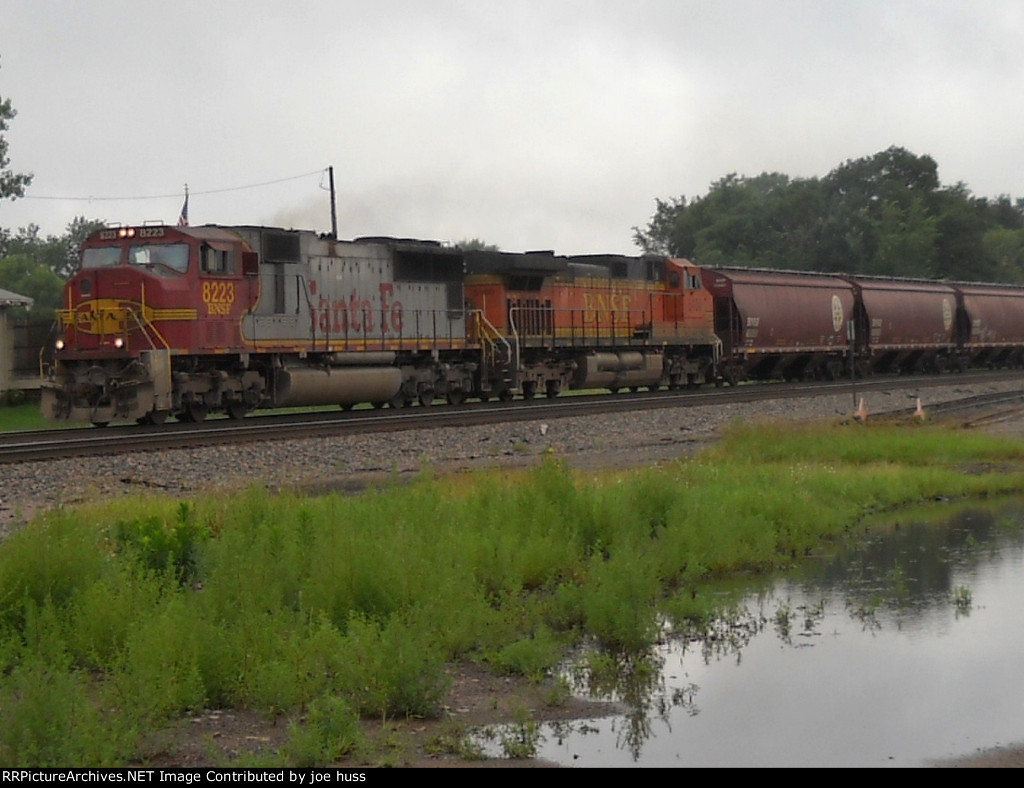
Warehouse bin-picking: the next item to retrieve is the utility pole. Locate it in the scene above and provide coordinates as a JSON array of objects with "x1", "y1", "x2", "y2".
[{"x1": 328, "y1": 166, "x2": 338, "y2": 239}]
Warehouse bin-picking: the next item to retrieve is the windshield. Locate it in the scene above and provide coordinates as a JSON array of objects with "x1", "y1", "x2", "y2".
[
  {"x1": 81, "y1": 247, "x2": 122, "y2": 268},
  {"x1": 128, "y1": 243, "x2": 189, "y2": 274}
]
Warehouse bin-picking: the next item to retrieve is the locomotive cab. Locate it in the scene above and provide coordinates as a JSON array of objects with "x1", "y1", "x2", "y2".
[{"x1": 42, "y1": 225, "x2": 262, "y2": 425}]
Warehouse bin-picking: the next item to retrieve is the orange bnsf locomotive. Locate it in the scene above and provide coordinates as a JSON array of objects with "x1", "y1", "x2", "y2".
[{"x1": 41, "y1": 224, "x2": 719, "y2": 425}]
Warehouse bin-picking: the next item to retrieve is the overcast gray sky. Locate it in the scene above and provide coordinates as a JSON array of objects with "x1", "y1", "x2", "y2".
[{"x1": 2, "y1": 0, "x2": 1022, "y2": 254}]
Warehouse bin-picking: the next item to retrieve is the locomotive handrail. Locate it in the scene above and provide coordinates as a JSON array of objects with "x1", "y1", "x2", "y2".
[
  {"x1": 53, "y1": 303, "x2": 168, "y2": 351},
  {"x1": 124, "y1": 307, "x2": 168, "y2": 350},
  {"x1": 468, "y1": 309, "x2": 513, "y2": 371}
]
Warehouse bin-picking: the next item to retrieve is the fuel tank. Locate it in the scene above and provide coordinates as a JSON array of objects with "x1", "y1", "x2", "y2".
[
  {"x1": 273, "y1": 366, "x2": 403, "y2": 408},
  {"x1": 574, "y1": 351, "x2": 663, "y2": 390}
]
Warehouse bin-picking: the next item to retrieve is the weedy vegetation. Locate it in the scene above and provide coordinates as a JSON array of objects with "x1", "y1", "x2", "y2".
[{"x1": 2, "y1": 421, "x2": 1024, "y2": 766}]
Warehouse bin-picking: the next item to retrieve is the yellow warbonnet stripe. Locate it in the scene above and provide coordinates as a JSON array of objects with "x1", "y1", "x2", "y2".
[{"x1": 150, "y1": 309, "x2": 198, "y2": 320}]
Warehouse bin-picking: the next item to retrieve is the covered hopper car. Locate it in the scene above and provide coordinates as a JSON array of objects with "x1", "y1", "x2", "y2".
[
  {"x1": 702, "y1": 267, "x2": 856, "y2": 384},
  {"x1": 702, "y1": 265, "x2": 1024, "y2": 383}
]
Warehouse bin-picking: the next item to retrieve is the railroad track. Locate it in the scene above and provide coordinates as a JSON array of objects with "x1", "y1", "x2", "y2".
[{"x1": 1, "y1": 370, "x2": 1022, "y2": 465}]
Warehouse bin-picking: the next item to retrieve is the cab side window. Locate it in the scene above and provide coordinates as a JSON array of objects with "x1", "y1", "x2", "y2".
[{"x1": 202, "y1": 245, "x2": 235, "y2": 275}]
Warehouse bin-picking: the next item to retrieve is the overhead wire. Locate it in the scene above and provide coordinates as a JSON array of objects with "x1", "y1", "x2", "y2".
[{"x1": 22, "y1": 169, "x2": 328, "y2": 202}]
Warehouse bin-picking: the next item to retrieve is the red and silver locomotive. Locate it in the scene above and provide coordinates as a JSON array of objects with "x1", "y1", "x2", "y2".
[{"x1": 41, "y1": 224, "x2": 720, "y2": 425}]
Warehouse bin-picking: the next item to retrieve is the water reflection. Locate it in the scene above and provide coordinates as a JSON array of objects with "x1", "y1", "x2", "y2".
[{"x1": 479, "y1": 499, "x2": 1024, "y2": 767}]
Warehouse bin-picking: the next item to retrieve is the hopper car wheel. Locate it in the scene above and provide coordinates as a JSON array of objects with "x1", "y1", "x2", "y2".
[
  {"x1": 521, "y1": 381, "x2": 537, "y2": 400},
  {"x1": 446, "y1": 388, "x2": 466, "y2": 406},
  {"x1": 499, "y1": 389, "x2": 514, "y2": 402},
  {"x1": 341, "y1": 404, "x2": 354, "y2": 411},
  {"x1": 372, "y1": 402, "x2": 387, "y2": 409},
  {"x1": 418, "y1": 388, "x2": 435, "y2": 407},
  {"x1": 546, "y1": 381, "x2": 560, "y2": 399},
  {"x1": 227, "y1": 402, "x2": 248, "y2": 420},
  {"x1": 137, "y1": 410, "x2": 169, "y2": 426},
  {"x1": 387, "y1": 393, "x2": 408, "y2": 409},
  {"x1": 91, "y1": 421, "x2": 109, "y2": 428}
]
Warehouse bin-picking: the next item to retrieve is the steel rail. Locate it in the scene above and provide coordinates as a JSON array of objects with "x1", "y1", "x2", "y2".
[{"x1": 2, "y1": 370, "x2": 1022, "y2": 465}]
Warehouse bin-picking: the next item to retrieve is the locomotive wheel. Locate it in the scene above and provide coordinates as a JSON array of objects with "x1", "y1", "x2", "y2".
[
  {"x1": 137, "y1": 410, "x2": 169, "y2": 426},
  {"x1": 226, "y1": 402, "x2": 248, "y2": 420},
  {"x1": 446, "y1": 388, "x2": 466, "y2": 406},
  {"x1": 182, "y1": 401, "x2": 208, "y2": 423},
  {"x1": 498, "y1": 389, "x2": 515, "y2": 402},
  {"x1": 418, "y1": 388, "x2": 435, "y2": 407},
  {"x1": 387, "y1": 393, "x2": 408, "y2": 408}
]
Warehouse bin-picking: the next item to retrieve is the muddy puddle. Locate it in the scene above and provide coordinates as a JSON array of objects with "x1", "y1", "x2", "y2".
[{"x1": 478, "y1": 498, "x2": 1024, "y2": 767}]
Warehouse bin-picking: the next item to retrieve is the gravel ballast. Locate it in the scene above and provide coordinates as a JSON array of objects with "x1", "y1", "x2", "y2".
[{"x1": 4, "y1": 378, "x2": 1023, "y2": 534}]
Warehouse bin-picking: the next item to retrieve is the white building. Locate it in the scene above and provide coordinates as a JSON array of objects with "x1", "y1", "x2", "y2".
[{"x1": 0, "y1": 287, "x2": 34, "y2": 397}]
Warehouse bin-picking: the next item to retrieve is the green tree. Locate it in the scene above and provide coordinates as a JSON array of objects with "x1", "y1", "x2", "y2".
[
  {"x1": 456, "y1": 238, "x2": 500, "y2": 252},
  {"x1": 633, "y1": 196, "x2": 691, "y2": 257},
  {"x1": 984, "y1": 226, "x2": 1024, "y2": 284},
  {"x1": 817, "y1": 147, "x2": 943, "y2": 273},
  {"x1": 874, "y1": 196, "x2": 938, "y2": 278},
  {"x1": 1, "y1": 59, "x2": 32, "y2": 201},
  {"x1": 0, "y1": 218, "x2": 105, "y2": 280},
  {"x1": 0, "y1": 254, "x2": 63, "y2": 316},
  {"x1": 633, "y1": 146, "x2": 1024, "y2": 282},
  {"x1": 930, "y1": 183, "x2": 995, "y2": 281}
]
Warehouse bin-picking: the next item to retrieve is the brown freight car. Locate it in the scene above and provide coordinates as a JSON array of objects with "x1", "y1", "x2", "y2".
[
  {"x1": 845, "y1": 277, "x2": 959, "y2": 374},
  {"x1": 954, "y1": 281, "x2": 1024, "y2": 369},
  {"x1": 701, "y1": 267, "x2": 856, "y2": 384}
]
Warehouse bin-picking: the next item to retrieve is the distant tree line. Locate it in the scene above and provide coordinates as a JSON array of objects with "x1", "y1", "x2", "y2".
[
  {"x1": 634, "y1": 146, "x2": 1024, "y2": 283},
  {"x1": 0, "y1": 219, "x2": 105, "y2": 318}
]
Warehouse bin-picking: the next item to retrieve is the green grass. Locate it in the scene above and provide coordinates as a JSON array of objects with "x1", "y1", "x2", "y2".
[
  {"x1": 0, "y1": 402, "x2": 56, "y2": 432},
  {"x1": 2, "y1": 420, "x2": 1024, "y2": 766}
]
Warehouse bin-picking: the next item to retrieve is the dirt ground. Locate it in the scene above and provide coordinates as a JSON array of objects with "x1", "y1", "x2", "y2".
[{"x1": 138, "y1": 661, "x2": 620, "y2": 768}]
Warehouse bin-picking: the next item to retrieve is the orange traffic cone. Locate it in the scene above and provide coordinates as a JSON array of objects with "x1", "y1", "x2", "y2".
[
  {"x1": 855, "y1": 398, "x2": 867, "y2": 422},
  {"x1": 914, "y1": 398, "x2": 926, "y2": 421}
]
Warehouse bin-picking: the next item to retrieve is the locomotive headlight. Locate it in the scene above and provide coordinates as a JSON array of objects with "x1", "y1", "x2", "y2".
[
  {"x1": 114, "y1": 337, "x2": 125, "y2": 349},
  {"x1": 55, "y1": 339, "x2": 65, "y2": 351}
]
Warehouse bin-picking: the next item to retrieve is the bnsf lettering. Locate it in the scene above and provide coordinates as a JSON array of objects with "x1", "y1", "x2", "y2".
[
  {"x1": 310, "y1": 283, "x2": 404, "y2": 335},
  {"x1": 202, "y1": 281, "x2": 235, "y2": 316},
  {"x1": 582, "y1": 292, "x2": 632, "y2": 323}
]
